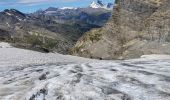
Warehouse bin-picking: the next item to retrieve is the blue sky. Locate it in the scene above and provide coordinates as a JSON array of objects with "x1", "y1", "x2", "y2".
[{"x1": 0, "y1": 0, "x2": 114, "y2": 13}]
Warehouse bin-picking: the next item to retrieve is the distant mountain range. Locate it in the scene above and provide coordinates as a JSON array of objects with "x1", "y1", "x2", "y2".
[
  {"x1": 0, "y1": 4, "x2": 111, "y2": 53},
  {"x1": 44, "y1": 0, "x2": 114, "y2": 10}
]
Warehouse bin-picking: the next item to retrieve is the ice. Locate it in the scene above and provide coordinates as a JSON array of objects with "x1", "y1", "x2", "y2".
[{"x1": 0, "y1": 42, "x2": 170, "y2": 100}]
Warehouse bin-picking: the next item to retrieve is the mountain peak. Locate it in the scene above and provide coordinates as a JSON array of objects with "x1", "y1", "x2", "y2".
[
  {"x1": 2, "y1": 9, "x2": 26, "y2": 21},
  {"x1": 46, "y1": 7, "x2": 58, "y2": 11},
  {"x1": 3, "y1": 9, "x2": 25, "y2": 16},
  {"x1": 90, "y1": 1, "x2": 101, "y2": 8},
  {"x1": 89, "y1": 0, "x2": 113, "y2": 10}
]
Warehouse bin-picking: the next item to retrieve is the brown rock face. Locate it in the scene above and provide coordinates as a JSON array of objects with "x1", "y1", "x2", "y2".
[{"x1": 72, "y1": 0, "x2": 170, "y2": 59}]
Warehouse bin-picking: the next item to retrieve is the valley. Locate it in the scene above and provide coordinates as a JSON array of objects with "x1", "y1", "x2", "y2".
[{"x1": 0, "y1": 3, "x2": 112, "y2": 54}]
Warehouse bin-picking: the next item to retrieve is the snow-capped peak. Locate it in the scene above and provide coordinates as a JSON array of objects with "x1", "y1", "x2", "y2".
[
  {"x1": 90, "y1": 1, "x2": 101, "y2": 8},
  {"x1": 89, "y1": 0, "x2": 113, "y2": 10}
]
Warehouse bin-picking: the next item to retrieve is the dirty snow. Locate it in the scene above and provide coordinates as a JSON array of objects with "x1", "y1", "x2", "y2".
[{"x1": 0, "y1": 42, "x2": 170, "y2": 100}]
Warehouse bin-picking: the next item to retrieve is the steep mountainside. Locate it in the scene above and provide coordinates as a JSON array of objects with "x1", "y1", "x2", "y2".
[
  {"x1": 0, "y1": 7, "x2": 111, "y2": 53},
  {"x1": 0, "y1": 9, "x2": 73, "y2": 53},
  {"x1": 72, "y1": 0, "x2": 170, "y2": 59}
]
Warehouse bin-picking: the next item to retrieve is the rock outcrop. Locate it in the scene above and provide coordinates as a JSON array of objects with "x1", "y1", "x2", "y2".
[{"x1": 72, "y1": 0, "x2": 170, "y2": 59}]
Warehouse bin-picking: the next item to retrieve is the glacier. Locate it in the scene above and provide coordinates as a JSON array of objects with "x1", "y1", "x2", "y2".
[{"x1": 0, "y1": 42, "x2": 170, "y2": 100}]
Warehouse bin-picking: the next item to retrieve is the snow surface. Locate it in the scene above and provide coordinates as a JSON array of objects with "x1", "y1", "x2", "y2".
[{"x1": 0, "y1": 42, "x2": 170, "y2": 100}]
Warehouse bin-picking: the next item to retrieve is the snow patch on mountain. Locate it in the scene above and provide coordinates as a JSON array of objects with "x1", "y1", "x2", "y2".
[
  {"x1": 5, "y1": 12, "x2": 12, "y2": 16},
  {"x1": 60, "y1": 7, "x2": 77, "y2": 10},
  {"x1": 44, "y1": 11, "x2": 57, "y2": 14}
]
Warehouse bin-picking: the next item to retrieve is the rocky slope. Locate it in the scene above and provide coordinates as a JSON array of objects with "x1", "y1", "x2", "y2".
[
  {"x1": 0, "y1": 9, "x2": 75, "y2": 53},
  {"x1": 72, "y1": 0, "x2": 170, "y2": 59}
]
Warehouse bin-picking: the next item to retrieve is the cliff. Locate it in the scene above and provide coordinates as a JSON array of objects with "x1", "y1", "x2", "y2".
[{"x1": 72, "y1": 0, "x2": 170, "y2": 59}]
